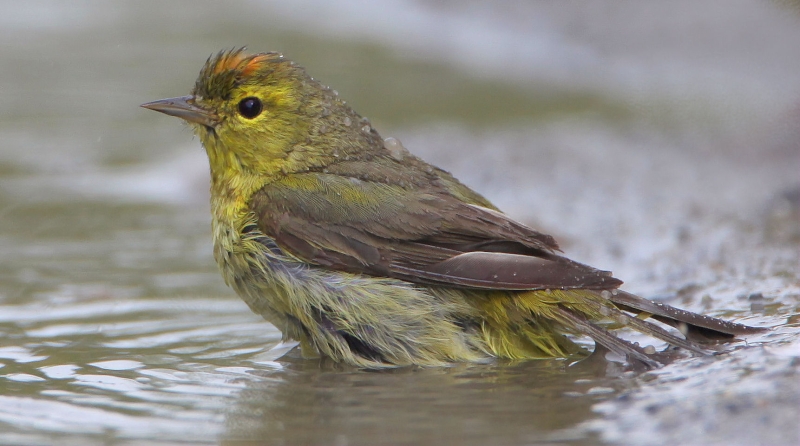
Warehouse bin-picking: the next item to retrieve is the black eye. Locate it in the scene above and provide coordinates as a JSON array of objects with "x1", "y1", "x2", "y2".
[{"x1": 237, "y1": 97, "x2": 263, "y2": 119}]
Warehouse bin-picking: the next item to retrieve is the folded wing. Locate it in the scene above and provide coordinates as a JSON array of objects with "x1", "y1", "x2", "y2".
[{"x1": 251, "y1": 172, "x2": 621, "y2": 291}]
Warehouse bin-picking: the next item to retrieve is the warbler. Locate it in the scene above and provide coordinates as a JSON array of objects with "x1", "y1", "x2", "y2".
[{"x1": 142, "y1": 49, "x2": 764, "y2": 368}]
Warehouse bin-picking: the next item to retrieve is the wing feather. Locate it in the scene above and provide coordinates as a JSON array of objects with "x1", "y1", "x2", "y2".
[{"x1": 251, "y1": 172, "x2": 620, "y2": 290}]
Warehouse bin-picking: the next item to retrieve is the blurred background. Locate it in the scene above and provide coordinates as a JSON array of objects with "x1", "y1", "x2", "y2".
[{"x1": 0, "y1": 1, "x2": 798, "y2": 445}]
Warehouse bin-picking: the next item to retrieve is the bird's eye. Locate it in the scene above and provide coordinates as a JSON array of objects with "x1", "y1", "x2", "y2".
[{"x1": 237, "y1": 97, "x2": 263, "y2": 119}]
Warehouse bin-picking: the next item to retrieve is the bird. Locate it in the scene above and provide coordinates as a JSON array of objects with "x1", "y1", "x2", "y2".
[{"x1": 142, "y1": 48, "x2": 765, "y2": 369}]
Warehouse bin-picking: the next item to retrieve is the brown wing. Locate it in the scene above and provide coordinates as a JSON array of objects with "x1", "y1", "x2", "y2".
[{"x1": 250, "y1": 170, "x2": 622, "y2": 291}]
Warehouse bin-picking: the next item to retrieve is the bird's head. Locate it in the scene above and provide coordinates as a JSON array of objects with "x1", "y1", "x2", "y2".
[{"x1": 142, "y1": 48, "x2": 377, "y2": 183}]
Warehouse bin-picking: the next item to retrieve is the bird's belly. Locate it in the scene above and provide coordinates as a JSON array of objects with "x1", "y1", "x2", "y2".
[
  {"x1": 213, "y1": 231, "x2": 301, "y2": 336},
  {"x1": 212, "y1": 230, "x2": 492, "y2": 366}
]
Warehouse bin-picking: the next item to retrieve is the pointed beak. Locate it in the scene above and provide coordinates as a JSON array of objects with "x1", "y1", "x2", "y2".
[{"x1": 141, "y1": 95, "x2": 219, "y2": 128}]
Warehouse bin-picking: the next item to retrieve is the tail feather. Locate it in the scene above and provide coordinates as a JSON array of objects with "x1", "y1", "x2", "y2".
[
  {"x1": 608, "y1": 290, "x2": 768, "y2": 341},
  {"x1": 555, "y1": 307, "x2": 661, "y2": 368},
  {"x1": 595, "y1": 301, "x2": 711, "y2": 355},
  {"x1": 555, "y1": 290, "x2": 768, "y2": 368}
]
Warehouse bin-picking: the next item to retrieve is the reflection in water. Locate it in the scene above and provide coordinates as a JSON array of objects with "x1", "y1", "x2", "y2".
[{"x1": 223, "y1": 355, "x2": 619, "y2": 445}]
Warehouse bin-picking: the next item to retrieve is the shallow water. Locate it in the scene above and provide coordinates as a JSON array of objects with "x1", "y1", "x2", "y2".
[{"x1": 1, "y1": 1, "x2": 799, "y2": 445}]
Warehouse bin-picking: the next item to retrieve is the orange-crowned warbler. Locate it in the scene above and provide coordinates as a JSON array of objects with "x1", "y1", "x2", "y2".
[{"x1": 142, "y1": 49, "x2": 765, "y2": 368}]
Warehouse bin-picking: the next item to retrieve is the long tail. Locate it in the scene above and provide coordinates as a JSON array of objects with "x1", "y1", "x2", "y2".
[
  {"x1": 608, "y1": 290, "x2": 767, "y2": 340},
  {"x1": 558, "y1": 290, "x2": 767, "y2": 368}
]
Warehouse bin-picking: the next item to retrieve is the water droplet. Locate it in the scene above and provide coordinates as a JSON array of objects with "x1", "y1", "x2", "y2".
[
  {"x1": 383, "y1": 137, "x2": 409, "y2": 161},
  {"x1": 361, "y1": 125, "x2": 371, "y2": 133},
  {"x1": 601, "y1": 290, "x2": 611, "y2": 299},
  {"x1": 343, "y1": 117, "x2": 352, "y2": 127},
  {"x1": 332, "y1": 90, "x2": 339, "y2": 97},
  {"x1": 643, "y1": 345, "x2": 657, "y2": 355}
]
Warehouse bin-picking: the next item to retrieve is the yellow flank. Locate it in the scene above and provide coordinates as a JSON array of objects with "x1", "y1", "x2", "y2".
[{"x1": 141, "y1": 49, "x2": 759, "y2": 368}]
